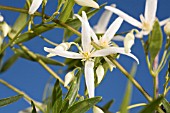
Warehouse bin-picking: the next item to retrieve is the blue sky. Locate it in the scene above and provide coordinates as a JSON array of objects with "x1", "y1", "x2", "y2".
[{"x1": 0, "y1": 0, "x2": 170, "y2": 113}]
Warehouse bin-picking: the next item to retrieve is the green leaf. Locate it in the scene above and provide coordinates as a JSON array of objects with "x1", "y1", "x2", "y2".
[
  {"x1": 0, "y1": 94, "x2": 23, "y2": 107},
  {"x1": 120, "y1": 63, "x2": 137, "y2": 113},
  {"x1": 65, "y1": 96, "x2": 102, "y2": 113},
  {"x1": 31, "y1": 101, "x2": 37, "y2": 113},
  {"x1": 9, "y1": 3, "x2": 28, "y2": 39},
  {"x1": 13, "y1": 48, "x2": 64, "y2": 66},
  {"x1": 139, "y1": 96, "x2": 164, "y2": 113},
  {"x1": 61, "y1": 99, "x2": 69, "y2": 113},
  {"x1": 58, "y1": 0, "x2": 75, "y2": 22},
  {"x1": 52, "y1": 80, "x2": 62, "y2": 113},
  {"x1": 13, "y1": 23, "x2": 57, "y2": 44},
  {"x1": 64, "y1": 68, "x2": 81, "y2": 105},
  {"x1": 102, "y1": 100, "x2": 114, "y2": 111},
  {"x1": 149, "y1": 20, "x2": 163, "y2": 65},
  {"x1": 162, "y1": 98, "x2": 170, "y2": 113},
  {"x1": 0, "y1": 54, "x2": 19, "y2": 73}
]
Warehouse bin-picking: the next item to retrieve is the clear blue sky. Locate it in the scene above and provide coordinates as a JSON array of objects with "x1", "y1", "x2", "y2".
[{"x1": 0, "y1": 0, "x2": 170, "y2": 113}]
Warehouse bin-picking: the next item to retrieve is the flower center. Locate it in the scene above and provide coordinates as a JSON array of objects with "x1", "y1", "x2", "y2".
[
  {"x1": 100, "y1": 40, "x2": 109, "y2": 48},
  {"x1": 82, "y1": 52, "x2": 91, "y2": 60},
  {"x1": 142, "y1": 21, "x2": 151, "y2": 31}
]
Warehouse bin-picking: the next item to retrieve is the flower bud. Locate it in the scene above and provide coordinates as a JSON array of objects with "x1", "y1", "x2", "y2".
[
  {"x1": 93, "y1": 106, "x2": 104, "y2": 113},
  {"x1": 96, "y1": 65, "x2": 104, "y2": 84},
  {"x1": 124, "y1": 31, "x2": 135, "y2": 53},
  {"x1": 164, "y1": 21, "x2": 170, "y2": 36},
  {"x1": 64, "y1": 71, "x2": 75, "y2": 87},
  {"x1": 47, "y1": 42, "x2": 72, "y2": 57},
  {"x1": 74, "y1": 0, "x2": 99, "y2": 9}
]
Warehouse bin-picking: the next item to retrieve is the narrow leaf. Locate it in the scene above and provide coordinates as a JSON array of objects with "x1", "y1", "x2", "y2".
[
  {"x1": 58, "y1": 0, "x2": 75, "y2": 22},
  {"x1": 52, "y1": 80, "x2": 62, "y2": 113},
  {"x1": 139, "y1": 96, "x2": 164, "y2": 113},
  {"x1": 0, "y1": 54, "x2": 19, "y2": 73},
  {"x1": 0, "y1": 94, "x2": 23, "y2": 107},
  {"x1": 64, "y1": 68, "x2": 81, "y2": 105},
  {"x1": 65, "y1": 96, "x2": 102, "y2": 113},
  {"x1": 102, "y1": 100, "x2": 114, "y2": 111},
  {"x1": 162, "y1": 98, "x2": 170, "y2": 113},
  {"x1": 149, "y1": 20, "x2": 163, "y2": 64},
  {"x1": 13, "y1": 24, "x2": 56, "y2": 44},
  {"x1": 31, "y1": 101, "x2": 37, "y2": 113}
]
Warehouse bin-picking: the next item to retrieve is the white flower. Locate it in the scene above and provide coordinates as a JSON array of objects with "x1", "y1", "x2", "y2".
[
  {"x1": 105, "y1": 0, "x2": 170, "y2": 38},
  {"x1": 46, "y1": 42, "x2": 72, "y2": 58},
  {"x1": 64, "y1": 71, "x2": 75, "y2": 87},
  {"x1": 74, "y1": 0, "x2": 99, "y2": 9},
  {"x1": 94, "y1": 4, "x2": 116, "y2": 34},
  {"x1": 164, "y1": 21, "x2": 170, "y2": 36},
  {"x1": 96, "y1": 65, "x2": 104, "y2": 84},
  {"x1": 29, "y1": 0, "x2": 43, "y2": 14},
  {"x1": 44, "y1": 11, "x2": 139, "y2": 98},
  {"x1": 93, "y1": 106, "x2": 104, "y2": 113}
]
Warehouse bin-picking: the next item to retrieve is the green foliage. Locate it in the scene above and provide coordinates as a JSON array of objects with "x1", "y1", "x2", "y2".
[
  {"x1": 148, "y1": 20, "x2": 163, "y2": 65},
  {"x1": 0, "y1": 54, "x2": 19, "y2": 73},
  {"x1": 0, "y1": 94, "x2": 23, "y2": 107},
  {"x1": 58, "y1": 0, "x2": 75, "y2": 22},
  {"x1": 65, "y1": 97, "x2": 102, "y2": 113},
  {"x1": 139, "y1": 96, "x2": 164, "y2": 113},
  {"x1": 13, "y1": 48, "x2": 65, "y2": 66},
  {"x1": 162, "y1": 98, "x2": 170, "y2": 113},
  {"x1": 13, "y1": 23, "x2": 57, "y2": 44}
]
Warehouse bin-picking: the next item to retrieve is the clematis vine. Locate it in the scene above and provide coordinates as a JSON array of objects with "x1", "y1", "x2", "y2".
[
  {"x1": 105, "y1": 0, "x2": 170, "y2": 38},
  {"x1": 29, "y1": 0, "x2": 99, "y2": 15},
  {"x1": 44, "y1": 11, "x2": 139, "y2": 98}
]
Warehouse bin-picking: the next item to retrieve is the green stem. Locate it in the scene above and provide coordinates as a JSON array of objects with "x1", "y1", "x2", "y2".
[
  {"x1": 91, "y1": 41, "x2": 152, "y2": 102},
  {"x1": 18, "y1": 44, "x2": 69, "y2": 89},
  {"x1": 0, "y1": 79, "x2": 44, "y2": 112},
  {"x1": 153, "y1": 76, "x2": 157, "y2": 99},
  {"x1": 0, "y1": 5, "x2": 81, "y2": 36}
]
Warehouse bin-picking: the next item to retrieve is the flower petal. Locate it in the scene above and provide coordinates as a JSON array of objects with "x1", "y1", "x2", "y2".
[
  {"x1": 105, "y1": 6, "x2": 142, "y2": 28},
  {"x1": 160, "y1": 18, "x2": 170, "y2": 26},
  {"x1": 93, "y1": 106, "x2": 104, "y2": 113},
  {"x1": 91, "y1": 47, "x2": 139, "y2": 64},
  {"x1": 104, "y1": 57, "x2": 116, "y2": 71},
  {"x1": 112, "y1": 35, "x2": 124, "y2": 41},
  {"x1": 81, "y1": 11, "x2": 92, "y2": 52},
  {"x1": 94, "y1": 5, "x2": 115, "y2": 34},
  {"x1": 96, "y1": 65, "x2": 104, "y2": 84},
  {"x1": 85, "y1": 60, "x2": 95, "y2": 98},
  {"x1": 74, "y1": 0, "x2": 99, "y2": 9},
  {"x1": 29, "y1": 0, "x2": 43, "y2": 14},
  {"x1": 44, "y1": 47, "x2": 83, "y2": 59},
  {"x1": 144, "y1": 0, "x2": 157, "y2": 23},
  {"x1": 124, "y1": 32, "x2": 135, "y2": 53},
  {"x1": 47, "y1": 42, "x2": 72, "y2": 57},
  {"x1": 101, "y1": 17, "x2": 123, "y2": 43}
]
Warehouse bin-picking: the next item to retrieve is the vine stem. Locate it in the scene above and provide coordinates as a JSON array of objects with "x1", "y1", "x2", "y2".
[{"x1": 0, "y1": 79, "x2": 44, "y2": 112}]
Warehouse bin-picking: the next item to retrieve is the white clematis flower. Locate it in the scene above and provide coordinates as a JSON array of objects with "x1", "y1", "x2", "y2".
[
  {"x1": 29, "y1": 0, "x2": 43, "y2": 14},
  {"x1": 0, "y1": 15, "x2": 4, "y2": 22},
  {"x1": 44, "y1": 11, "x2": 139, "y2": 98},
  {"x1": 75, "y1": 0, "x2": 99, "y2": 9},
  {"x1": 105, "y1": 0, "x2": 170, "y2": 38}
]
